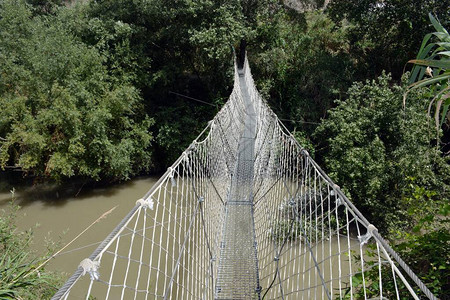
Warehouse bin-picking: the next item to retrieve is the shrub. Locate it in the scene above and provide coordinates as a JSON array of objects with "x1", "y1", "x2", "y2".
[{"x1": 0, "y1": 192, "x2": 63, "y2": 299}]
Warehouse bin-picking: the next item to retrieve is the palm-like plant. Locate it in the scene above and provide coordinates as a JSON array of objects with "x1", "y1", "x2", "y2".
[{"x1": 405, "y1": 13, "x2": 450, "y2": 129}]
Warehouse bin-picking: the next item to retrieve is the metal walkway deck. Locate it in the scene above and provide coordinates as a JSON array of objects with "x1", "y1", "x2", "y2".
[
  {"x1": 215, "y1": 69, "x2": 260, "y2": 299},
  {"x1": 52, "y1": 56, "x2": 437, "y2": 300}
]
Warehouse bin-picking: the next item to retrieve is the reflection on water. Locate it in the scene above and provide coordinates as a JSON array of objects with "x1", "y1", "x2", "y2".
[{"x1": 0, "y1": 176, "x2": 159, "y2": 277}]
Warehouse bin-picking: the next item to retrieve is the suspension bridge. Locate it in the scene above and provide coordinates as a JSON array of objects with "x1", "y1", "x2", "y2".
[{"x1": 52, "y1": 56, "x2": 437, "y2": 300}]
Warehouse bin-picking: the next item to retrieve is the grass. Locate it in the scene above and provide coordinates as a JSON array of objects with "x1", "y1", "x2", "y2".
[{"x1": 0, "y1": 189, "x2": 63, "y2": 299}]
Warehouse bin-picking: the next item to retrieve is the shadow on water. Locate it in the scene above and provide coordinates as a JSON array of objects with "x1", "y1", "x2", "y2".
[
  {"x1": 0, "y1": 171, "x2": 162, "y2": 276},
  {"x1": 0, "y1": 171, "x2": 158, "y2": 208}
]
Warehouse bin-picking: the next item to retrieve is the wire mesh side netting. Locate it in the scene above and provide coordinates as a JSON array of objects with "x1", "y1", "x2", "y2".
[
  {"x1": 53, "y1": 57, "x2": 437, "y2": 300},
  {"x1": 52, "y1": 63, "x2": 245, "y2": 300},
  {"x1": 245, "y1": 57, "x2": 437, "y2": 300}
]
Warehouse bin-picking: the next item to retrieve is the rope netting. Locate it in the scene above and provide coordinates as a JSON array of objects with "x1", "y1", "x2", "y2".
[
  {"x1": 52, "y1": 57, "x2": 437, "y2": 300},
  {"x1": 243, "y1": 58, "x2": 437, "y2": 300}
]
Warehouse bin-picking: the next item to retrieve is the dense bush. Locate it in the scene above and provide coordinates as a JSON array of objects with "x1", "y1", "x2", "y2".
[
  {"x1": 315, "y1": 73, "x2": 449, "y2": 232},
  {"x1": 0, "y1": 0, "x2": 154, "y2": 181},
  {"x1": 314, "y1": 73, "x2": 449, "y2": 297},
  {"x1": 328, "y1": 0, "x2": 450, "y2": 80},
  {"x1": 250, "y1": 10, "x2": 353, "y2": 134}
]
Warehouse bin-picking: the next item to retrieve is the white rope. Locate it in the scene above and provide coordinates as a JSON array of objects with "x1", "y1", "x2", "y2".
[
  {"x1": 52, "y1": 56, "x2": 436, "y2": 300},
  {"x1": 79, "y1": 258, "x2": 99, "y2": 281},
  {"x1": 243, "y1": 55, "x2": 435, "y2": 300}
]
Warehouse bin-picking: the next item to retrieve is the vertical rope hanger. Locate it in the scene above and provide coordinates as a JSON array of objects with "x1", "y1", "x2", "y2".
[{"x1": 52, "y1": 56, "x2": 437, "y2": 300}]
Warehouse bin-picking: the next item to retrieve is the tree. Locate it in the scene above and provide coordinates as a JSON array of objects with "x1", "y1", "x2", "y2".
[
  {"x1": 314, "y1": 73, "x2": 449, "y2": 232},
  {"x1": 0, "y1": 0, "x2": 154, "y2": 181},
  {"x1": 26, "y1": 0, "x2": 63, "y2": 15},
  {"x1": 76, "y1": 0, "x2": 248, "y2": 167},
  {"x1": 250, "y1": 10, "x2": 353, "y2": 134},
  {"x1": 328, "y1": 0, "x2": 450, "y2": 80}
]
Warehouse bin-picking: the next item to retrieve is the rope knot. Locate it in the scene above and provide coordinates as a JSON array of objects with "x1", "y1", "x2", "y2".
[
  {"x1": 358, "y1": 224, "x2": 377, "y2": 245},
  {"x1": 136, "y1": 197, "x2": 154, "y2": 210},
  {"x1": 79, "y1": 258, "x2": 100, "y2": 281},
  {"x1": 183, "y1": 151, "x2": 190, "y2": 163},
  {"x1": 188, "y1": 142, "x2": 197, "y2": 151},
  {"x1": 331, "y1": 186, "x2": 344, "y2": 207},
  {"x1": 168, "y1": 167, "x2": 176, "y2": 187}
]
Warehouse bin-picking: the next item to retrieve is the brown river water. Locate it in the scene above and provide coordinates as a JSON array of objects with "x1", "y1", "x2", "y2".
[
  {"x1": 0, "y1": 176, "x2": 160, "y2": 277},
  {"x1": 0, "y1": 176, "x2": 360, "y2": 299}
]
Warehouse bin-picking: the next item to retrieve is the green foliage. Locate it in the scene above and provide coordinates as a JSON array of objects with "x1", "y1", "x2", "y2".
[
  {"x1": 319, "y1": 73, "x2": 450, "y2": 295},
  {"x1": 271, "y1": 219, "x2": 300, "y2": 244},
  {"x1": 293, "y1": 130, "x2": 315, "y2": 157},
  {"x1": 0, "y1": 0, "x2": 154, "y2": 181},
  {"x1": 75, "y1": 0, "x2": 250, "y2": 167},
  {"x1": 26, "y1": 0, "x2": 63, "y2": 15},
  {"x1": 272, "y1": 196, "x2": 337, "y2": 244},
  {"x1": 395, "y1": 228, "x2": 449, "y2": 298},
  {"x1": 0, "y1": 195, "x2": 63, "y2": 299},
  {"x1": 406, "y1": 13, "x2": 450, "y2": 129},
  {"x1": 348, "y1": 222, "x2": 449, "y2": 298},
  {"x1": 328, "y1": 0, "x2": 450, "y2": 80},
  {"x1": 315, "y1": 73, "x2": 449, "y2": 232},
  {"x1": 341, "y1": 266, "x2": 415, "y2": 299},
  {"x1": 342, "y1": 188, "x2": 448, "y2": 298},
  {"x1": 189, "y1": 1, "x2": 245, "y2": 60},
  {"x1": 250, "y1": 10, "x2": 353, "y2": 133},
  {"x1": 392, "y1": 182, "x2": 449, "y2": 298},
  {"x1": 1, "y1": 0, "x2": 285, "y2": 176}
]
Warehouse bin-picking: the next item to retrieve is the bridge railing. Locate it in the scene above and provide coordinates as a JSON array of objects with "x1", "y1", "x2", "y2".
[
  {"x1": 244, "y1": 56, "x2": 437, "y2": 300},
  {"x1": 52, "y1": 62, "x2": 245, "y2": 300},
  {"x1": 53, "y1": 56, "x2": 437, "y2": 300}
]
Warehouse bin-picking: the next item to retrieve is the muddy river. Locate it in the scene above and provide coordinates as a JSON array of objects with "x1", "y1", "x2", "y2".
[{"x1": 0, "y1": 176, "x2": 160, "y2": 277}]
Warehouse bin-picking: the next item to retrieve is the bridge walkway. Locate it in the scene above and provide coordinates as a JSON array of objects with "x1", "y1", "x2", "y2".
[{"x1": 215, "y1": 68, "x2": 260, "y2": 300}]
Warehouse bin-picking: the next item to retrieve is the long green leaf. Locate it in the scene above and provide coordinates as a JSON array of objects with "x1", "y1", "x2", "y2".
[
  {"x1": 435, "y1": 99, "x2": 444, "y2": 130},
  {"x1": 405, "y1": 74, "x2": 450, "y2": 106},
  {"x1": 0, "y1": 289, "x2": 16, "y2": 297},
  {"x1": 436, "y1": 42, "x2": 450, "y2": 49},
  {"x1": 416, "y1": 33, "x2": 433, "y2": 57},
  {"x1": 433, "y1": 32, "x2": 450, "y2": 42},
  {"x1": 420, "y1": 43, "x2": 437, "y2": 58},
  {"x1": 429, "y1": 13, "x2": 450, "y2": 37},
  {"x1": 405, "y1": 14, "x2": 450, "y2": 130},
  {"x1": 426, "y1": 87, "x2": 450, "y2": 129},
  {"x1": 410, "y1": 43, "x2": 438, "y2": 82},
  {"x1": 410, "y1": 65, "x2": 425, "y2": 83},
  {"x1": 438, "y1": 51, "x2": 450, "y2": 57},
  {"x1": 408, "y1": 59, "x2": 450, "y2": 70}
]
